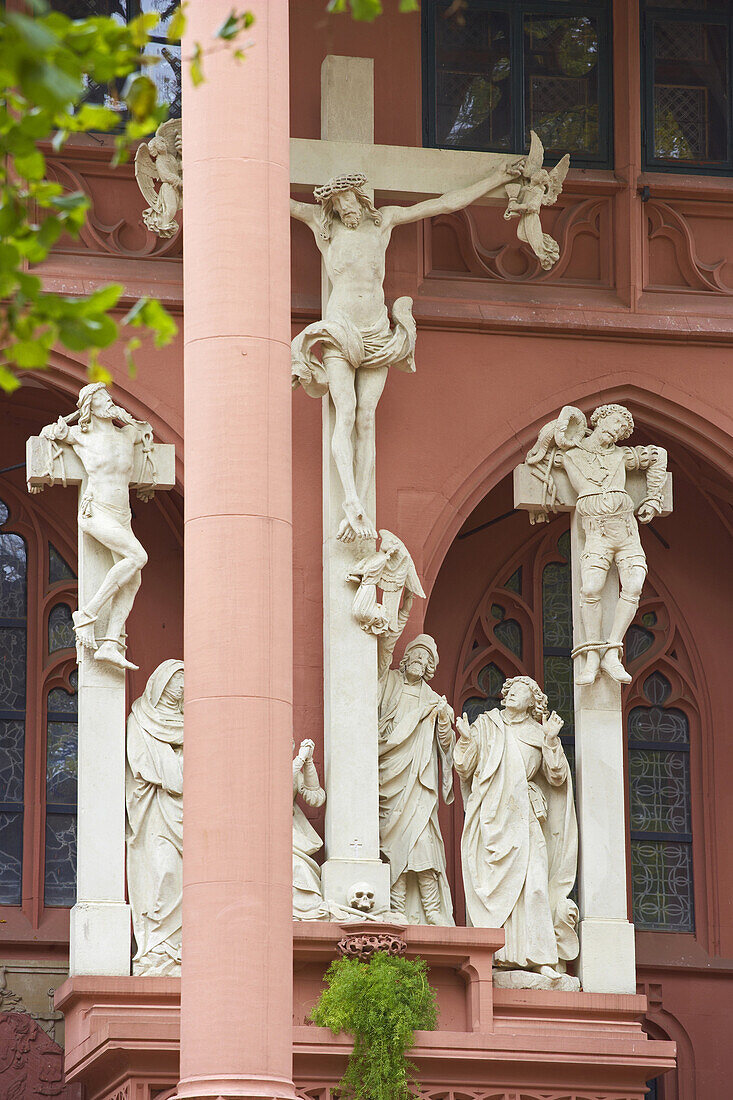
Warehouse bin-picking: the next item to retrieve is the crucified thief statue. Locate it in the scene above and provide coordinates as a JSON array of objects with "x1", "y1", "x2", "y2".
[
  {"x1": 526, "y1": 404, "x2": 668, "y2": 686},
  {"x1": 30, "y1": 383, "x2": 155, "y2": 671},
  {"x1": 290, "y1": 165, "x2": 522, "y2": 543}
]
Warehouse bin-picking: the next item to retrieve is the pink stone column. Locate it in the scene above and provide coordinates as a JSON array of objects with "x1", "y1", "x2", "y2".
[{"x1": 178, "y1": 4, "x2": 295, "y2": 1098}]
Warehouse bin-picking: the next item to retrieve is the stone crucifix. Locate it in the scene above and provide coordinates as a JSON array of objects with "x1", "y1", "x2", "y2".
[
  {"x1": 27, "y1": 382, "x2": 175, "y2": 975},
  {"x1": 514, "y1": 402, "x2": 672, "y2": 994}
]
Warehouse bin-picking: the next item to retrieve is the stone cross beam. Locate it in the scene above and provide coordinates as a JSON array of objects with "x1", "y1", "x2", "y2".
[
  {"x1": 27, "y1": 410, "x2": 175, "y2": 976},
  {"x1": 514, "y1": 439, "x2": 672, "y2": 994}
]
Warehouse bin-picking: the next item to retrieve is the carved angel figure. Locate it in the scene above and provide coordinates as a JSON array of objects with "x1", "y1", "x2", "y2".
[
  {"x1": 503, "y1": 131, "x2": 570, "y2": 271},
  {"x1": 135, "y1": 118, "x2": 182, "y2": 239},
  {"x1": 346, "y1": 529, "x2": 425, "y2": 636}
]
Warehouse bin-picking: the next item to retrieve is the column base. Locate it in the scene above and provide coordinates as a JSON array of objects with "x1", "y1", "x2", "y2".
[
  {"x1": 69, "y1": 901, "x2": 131, "y2": 976},
  {"x1": 175, "y1": 1074, "x2": 298, "y2": 1100},
  {"x1": 579, "y1": 916, "x2": 636, "y2": 993},
  {"x1": 321, "y1": 858, "x2": 391, "y2": 913}
]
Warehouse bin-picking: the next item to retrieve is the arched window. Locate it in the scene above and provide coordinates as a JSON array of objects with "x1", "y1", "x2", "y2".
[
  {"x1": 0, "y1": 492, "x2": 78, "y2": 914},
  {"x1": 455, "y1": 520, "x2": 701, "y2": 934}
]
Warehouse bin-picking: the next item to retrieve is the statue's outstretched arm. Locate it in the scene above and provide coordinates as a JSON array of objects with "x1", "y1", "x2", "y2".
[
  {"x1": 382, "y1": 161, "x2": 520, "y2": 227},
  {"x1": 290, "y1": 197, "x2": 317, "y2": 225}
]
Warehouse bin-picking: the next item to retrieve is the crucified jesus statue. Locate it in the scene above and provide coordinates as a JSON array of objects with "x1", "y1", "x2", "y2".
[
  {"x1": 290, "y1": 164, "x2": 522, "y2": 543},
  {"x1": 30, "y1": 383, "x2": 155, "y2": 671}
]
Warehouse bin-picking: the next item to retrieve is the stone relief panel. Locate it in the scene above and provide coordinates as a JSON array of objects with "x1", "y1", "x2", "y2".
[
  {"x1": 425, "y1": 195, "x2": 613, "y2": 289},
  {"x1": 645, "y1": 200, "x2": 733, "y2": 296},
  {"x1": 45, "y1": 153, "x2": 181, "y2": 260},
  {"x1": 0, "y1": 1010, "x2": 81, "y2": 1100}
]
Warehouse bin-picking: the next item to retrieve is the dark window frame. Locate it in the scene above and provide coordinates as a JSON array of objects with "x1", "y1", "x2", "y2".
[
  {"x1": 422, "y1": 0, "x2": 614, "y2": 170},
  {"x1": 641, "y1": 1, "x2": 733, "y2": 175}
]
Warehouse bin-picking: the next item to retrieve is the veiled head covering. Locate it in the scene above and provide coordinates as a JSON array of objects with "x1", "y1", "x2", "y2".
[{"x1": 131, "y1": 659, "x2": 184, "y2": 744}]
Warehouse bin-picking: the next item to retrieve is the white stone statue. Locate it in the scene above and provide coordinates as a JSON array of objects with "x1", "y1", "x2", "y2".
[
  {"x1": 293, "y1": 738, "x2": 328, "y2": 921},
  {"x1": 503, "y1": 131, "x2": 570, "y2": 271},
  {"x1": 290, "y1": 162, "x2": 524, "y2": 543},
  {"x1": 135, "y1": 118, "x2": 183, "y2": 238},
  {"x1": 455, "y1": 676, "x2": 579, "y2": 990},
  {"x1": 377, "y1": 620, "x2": 455, "y2": 926},
  {"x1": 346, "y1": 529, "x2": 425, "y2": 635},
  {"x1": 525, "y1": 403, "x2": 667, "y2": 685},
  {"x1": 30, "y1": 383, "x2": 156, "y2": 671},
  {"x1": 126, "y1": 659, "x2": 184, "y2": 976}
]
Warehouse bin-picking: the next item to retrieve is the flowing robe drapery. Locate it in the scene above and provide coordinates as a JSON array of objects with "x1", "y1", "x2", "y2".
[
  {"x1": 378, "y1": 670, "x2": 455, "y2": 924},
  {"x1": 293, "y1": 760, "x2": 328, "y2": 920},
  {"x1": 455, "y1": 708, "x2": 579, "y2": 969},
  {"x1": 125, "y1": 659, "x2": 184, "y2": 975}
]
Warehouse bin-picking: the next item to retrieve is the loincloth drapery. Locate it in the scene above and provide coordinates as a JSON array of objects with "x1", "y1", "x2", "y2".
[
  {"x1": 79, "y1": 491, "x2": 132, "y2": 526},
  {"x1": 291, "y1": 296, "x2": 416, "y2": 398}
]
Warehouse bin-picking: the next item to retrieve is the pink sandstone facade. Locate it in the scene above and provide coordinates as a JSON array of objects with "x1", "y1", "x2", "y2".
[{"x1": 1, "y1": 0, "x2": 733, "y2": 1097}]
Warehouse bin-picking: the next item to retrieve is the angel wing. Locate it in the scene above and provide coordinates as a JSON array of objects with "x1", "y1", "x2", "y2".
[
  {"x1": 525, "y1": 129, "x2": 545, "y2": 177},
  {"x1": 134, "y1": 142, "x2": 161, "y2": 209},
  {"x1": 157, "y1": 116, "x2": 182, "y2": 157},
  {"x1": 543, "y1": 153, "x2": 570, "y2": 206}
]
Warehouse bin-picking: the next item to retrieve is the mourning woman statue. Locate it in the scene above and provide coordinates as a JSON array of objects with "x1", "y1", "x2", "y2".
[
  {"x1": 126, "y1": 659, "x2": 184, "y2": 975},
  {"x1": 455, "y1": 676, "x2": 579, "y2": 989},
  {"x1": 293, "y1": 738, "x2": 328, "y2": 920}
]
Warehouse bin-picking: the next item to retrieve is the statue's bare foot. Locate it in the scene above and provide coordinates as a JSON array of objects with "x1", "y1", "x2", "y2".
[
  {"x1": 94, "y1": 640, "x2": 139, "y2": 671},
  {"x1": 338, "y1": 499, "x2": 377, "y2": 544},
  {"x1": 72, "y1": 609, "x2": 97, "y2": 651},
  {"x1": 601, "y1": 647, "x2": 632, "y2": 684},
  {"x1": 538, "y1": 965, "x2": 563, "y2": 980},
  {"x1": 575, "y1": 650, "x2": 600, "y2": 686}
]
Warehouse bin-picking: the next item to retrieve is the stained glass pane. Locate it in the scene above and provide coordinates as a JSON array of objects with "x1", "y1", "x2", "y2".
[
  {"x1": 542, "y1": 560, "x2": 572, "y2": 649},
  {"x1": 524, "y1": 14, "x2": 601, "y2": 157},
  {"x1": 652, "y1": 18, "x2": 729, "y2": 165},
  {"x1": 0, "y1": 500, "x2": 7, "y2": 526},
  {"x1": 0, "y1": 628, "x2": 27, "y2": 711},
  {"x1": 643, "y1": 671, "x2": 672, "y2": 705},
  {"x1": 543, "y1": 654, "x2": 574, "y2": 736},
  {"x1": 0, "y1": 719, "x2": 25, "y2": 805},
  {"x1": 494, "y1": 618, "x2": 522, "y2": 658},
  {"x1": 631, "y1": 839, "x2": 694, "y2": 931},
  {"x1": 145, "y1": 41, "x2": 182, "y2": 118},
  {"x1": 626, "y1": 624, "x2": 654, "y2": 662},
  {"x1": 0, "y1": 811, "x2": 22, "y2": 905},
  {"x1": 503, "y1": 567, "x2": 522, "y2": 594},
  {"x1": 465, "y1": 661, "x2": 505, "y2": 722},
  {"x1": 44, "y1": 814, "x2": 77, "y2": 907},
  {"x1": 433, "y1": 4, "x2": 513, "y2": 149},
  {"x1": 48, "y1": 544, "x2": 75, "y2": 584},
  {"x1": 629, "y1": 749, "x2": 691, "y2": 834},
  {"x1": 48, "y1": 682, "x2": 78, "y2": 716},
  {"x1": 628, "y1": 705, "x2": 689, "y2": 745},
  {"x1": 46, "y1": 723, "x2": 78, "y2": 805},
  {"x1": 48, "y1": 604, "x2": 75, "y2": 653},
  {"x1": 0, "y1": 532, "x2": 27, "y2": 618}
]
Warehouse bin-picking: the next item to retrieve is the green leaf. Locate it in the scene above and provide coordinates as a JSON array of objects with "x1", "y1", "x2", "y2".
[
  {"x1": 0, "y1": 365, "x2": 22, "y2": 394},
  {"x1": 398, "y1": 0, "x2": 420, "y2": 11},
  {"x1": 122, "y1": 74, "x2": 157, "y2": 121},
  {"x1": 82, "y1": 283, "x2": 124, "y2": 314},
  {"x1": 167, "y1": 4, "x2": 187, "y2": 42},
  {"x1": 190, "y1": 43, "x2": 204, "y2": 87},
  {"x1": 216, "y1": 11, "x2": 240, "y2": 40},
  {"x1": 14, "y1": 149, "x2": 46, "y2": 180},
  {"x1": 123, "y1": 297, "x2": 177, "y2": 347},
  {"x1": 10, "y1": 339, "x2": 51, "y2": 369}
]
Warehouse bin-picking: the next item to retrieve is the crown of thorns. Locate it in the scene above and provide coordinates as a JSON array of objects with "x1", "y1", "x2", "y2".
[{"x1": 314, "y1": 173, "x2": 368, "y2": 202}]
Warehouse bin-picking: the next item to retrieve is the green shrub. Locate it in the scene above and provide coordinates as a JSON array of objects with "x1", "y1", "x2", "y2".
[{"x1": 310, "y1": 951, "x2": 438, "y2": 1100}]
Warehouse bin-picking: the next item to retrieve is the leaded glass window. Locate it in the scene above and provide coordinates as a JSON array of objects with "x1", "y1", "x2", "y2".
[
  {"x1": 51, "y1": 1, "x2": 181, "y2": 119},
  {"x1": 45, "y1": 675, "x2": 78, "y2": 907},
  {"x1": 0, "y1": 512, "x2": 78, "y2": 912},
  {"x1": 642, "y1": 0, "x2": 733, "y2": 173},
  {"x1": 0, "y1": 503, "x2": 27, "y2": 906},
  {"x1": 424, "y1": 0, "x2": 612, "y2": 169},
  {"x1": 628, "y1": 672, "x2": 694, "y2": 932}
]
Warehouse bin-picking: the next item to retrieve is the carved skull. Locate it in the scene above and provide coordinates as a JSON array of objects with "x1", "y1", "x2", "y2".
[{"x1": 348, "y1": 882, "x2": 376, "y2": 913}]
